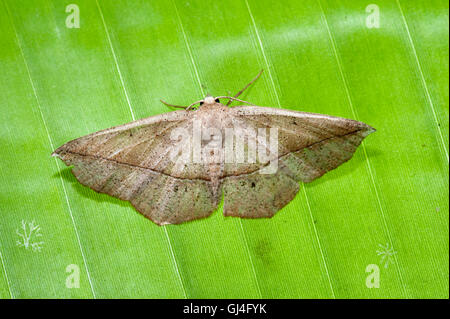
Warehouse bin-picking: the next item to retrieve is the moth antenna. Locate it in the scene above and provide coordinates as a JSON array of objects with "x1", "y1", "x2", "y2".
[
  {"x1": 226, "y1": 69, "x2": 264, "y2": 106},
  {"x1": 160, "y1": 99, "x2": 188, "y2": 109}
]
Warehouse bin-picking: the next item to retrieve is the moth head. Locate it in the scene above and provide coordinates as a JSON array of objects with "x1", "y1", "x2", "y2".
[{"x1": 200, "y1": 95, "x2": 220, "y2": 106}]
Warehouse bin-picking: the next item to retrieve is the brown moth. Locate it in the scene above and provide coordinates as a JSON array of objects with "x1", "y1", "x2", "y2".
[{"x1": 52, "y1": 71, "x2": 375, "y2": 225}]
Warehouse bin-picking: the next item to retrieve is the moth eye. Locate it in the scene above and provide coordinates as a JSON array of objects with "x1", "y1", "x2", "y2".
[
  {"x1": 215, "y1": 98, "x2": 220, "y2": 103},
  {"x1": 199, "y1": 101, "x2": 204, "y2": 106}
]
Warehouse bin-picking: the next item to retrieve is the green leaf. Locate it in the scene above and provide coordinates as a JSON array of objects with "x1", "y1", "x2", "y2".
[{"x1": 0, "y1": 0, "x2": 448, "y2": 298}]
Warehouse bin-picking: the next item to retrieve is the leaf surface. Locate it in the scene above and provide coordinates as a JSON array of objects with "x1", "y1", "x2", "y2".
[{"x1": 0, "y1": 0, "x2": 447, "y2": 298}]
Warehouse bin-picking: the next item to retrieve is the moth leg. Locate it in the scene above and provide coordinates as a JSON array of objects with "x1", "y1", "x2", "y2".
[
  {"x1": 225, "y1": 91, "x2": 233, "y2": 106},
  {"x1": 226, "y1": 69, "x2": 264, "y2": 106},
  {"x1": 160, "y1": 99, "x2": 188, "y2": 109}
]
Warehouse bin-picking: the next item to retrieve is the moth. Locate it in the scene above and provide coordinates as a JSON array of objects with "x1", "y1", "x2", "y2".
[{"x1": 52, "y1": 71, "x2": 375, "y2": 225}]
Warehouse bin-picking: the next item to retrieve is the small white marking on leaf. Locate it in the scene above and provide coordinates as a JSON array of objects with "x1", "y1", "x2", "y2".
[{"x1": 16, "y1": 220, "x2": 44, "y2": 252}]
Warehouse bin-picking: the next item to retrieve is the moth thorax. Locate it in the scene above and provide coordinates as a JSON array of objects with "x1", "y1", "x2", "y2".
[{"x1": 204, "y1": 96, "x2": 215, "y2": 104}]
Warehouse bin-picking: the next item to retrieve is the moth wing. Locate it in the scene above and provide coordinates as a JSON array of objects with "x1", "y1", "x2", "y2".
[
  {"x1": 222, "y1": 169, "x2": 300, "y2": 218},
  {"x1": 230, "y1": 105, "x2": 375, "y2": 182},
  {"x1": 221, "y1": 106, "x2": 375, "y2": 218},
  {"x1": 53, "y1": 110, "x2": 219, "y2": 225}
]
